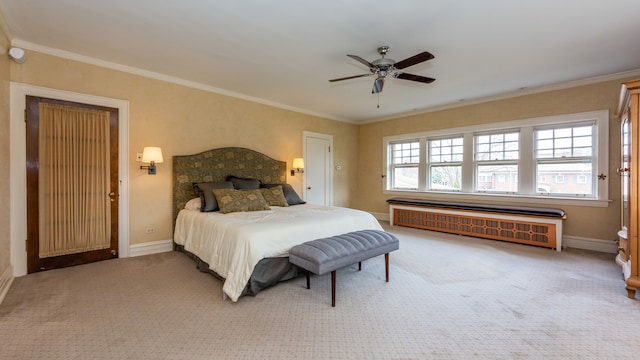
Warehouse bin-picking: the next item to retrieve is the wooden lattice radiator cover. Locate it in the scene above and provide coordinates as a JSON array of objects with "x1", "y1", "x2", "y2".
[{"x1": 391, "y1": 206, "x2": 563, "y2": 250}]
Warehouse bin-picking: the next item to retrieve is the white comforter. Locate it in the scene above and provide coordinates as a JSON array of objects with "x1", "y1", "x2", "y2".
[{"x1": 173, "y1": 204, "x2": 383, "y2": 302}]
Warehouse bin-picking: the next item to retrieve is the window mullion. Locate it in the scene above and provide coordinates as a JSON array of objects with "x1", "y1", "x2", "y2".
[
  {"x1": 419, "y1": 138, "x2": 427, "y2": 191},
  {"x1": 461, "y1": 133, "x2": 474, "y2": 192},
  {"x1": 519, "y1": 126, "x2": 534, "y2": 195}
]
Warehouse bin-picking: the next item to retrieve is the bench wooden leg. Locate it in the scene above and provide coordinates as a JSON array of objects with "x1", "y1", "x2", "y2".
[
  {"x1": 385, "y1": 253, "x2": 389, "y2": 282},
  {"x1": 331, "y1": 270, "x2": 336, "y2": 307}
]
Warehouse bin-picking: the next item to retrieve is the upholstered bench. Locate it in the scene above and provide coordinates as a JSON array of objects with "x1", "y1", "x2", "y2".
[{"x1": 288, "y1": 229, "x2": 400, "y2": 307}]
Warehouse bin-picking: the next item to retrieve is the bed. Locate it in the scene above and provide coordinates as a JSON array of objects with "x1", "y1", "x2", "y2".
[{"x1": 172, "y1": 147, "x2": 383, "y2": 302}]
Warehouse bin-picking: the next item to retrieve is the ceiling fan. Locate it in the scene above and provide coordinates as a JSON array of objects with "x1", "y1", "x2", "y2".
[{"x1": 329, "y1": 46, "x2": 436, "y2": 94}]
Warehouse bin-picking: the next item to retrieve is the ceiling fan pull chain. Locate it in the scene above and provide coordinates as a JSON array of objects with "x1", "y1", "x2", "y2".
[{"x1": 377, "y1": 93, "x2": 380, "y2": 108}]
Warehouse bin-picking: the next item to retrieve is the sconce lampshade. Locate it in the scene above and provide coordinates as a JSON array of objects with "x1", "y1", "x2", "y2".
[
  {"x1": 292, "y1": 158, "x2": 304, "y2": 170},
  {"x1": 142, "y1": 147, "x2": 164, "y2": 163},
  {"x1": 291, "y1": 158, "x2": 304, "y2": 176},
  {"x1": 140, "y1": 147, "x2": 163, "y2": 175}
]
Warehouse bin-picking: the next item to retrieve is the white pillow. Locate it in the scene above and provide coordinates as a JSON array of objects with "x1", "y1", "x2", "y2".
[{"x1": 184, "y1": 197, "x2": 202, "y2": 211}]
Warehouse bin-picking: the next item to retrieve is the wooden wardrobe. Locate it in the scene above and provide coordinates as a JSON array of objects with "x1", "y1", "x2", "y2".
[{"x1": 617, "y1": 79, "x2": 640, "y2": 299}]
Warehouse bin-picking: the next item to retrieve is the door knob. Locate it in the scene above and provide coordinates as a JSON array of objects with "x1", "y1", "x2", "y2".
[
  {"x1": 109, "y1": 192, "x2": 116, "y2": 202},
  {"x1": 307, "y1": 187, "x2": 311, "y2": 190}
]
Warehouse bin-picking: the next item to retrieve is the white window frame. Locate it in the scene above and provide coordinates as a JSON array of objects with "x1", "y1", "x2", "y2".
[
  {"x1": 534, "y1": 122, "x2": 596, "y2": 197},
  {"x1": 474, "y1": 130, "x2": 520, "y2": 194},
  {"x1": 388, "y1": 139, "x2": 421, "y2": 190},
  {"x1": 382, "y1": 110, "x2": 609, "y2": 208},
  {"x1": 427, "y1": 136, "x2": 464, "y2": 192}
]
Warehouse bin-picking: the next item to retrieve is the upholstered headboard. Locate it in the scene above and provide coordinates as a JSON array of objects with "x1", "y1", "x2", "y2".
[{"x1": 172, "y1": 147, "x2": 287, "y2": 223}]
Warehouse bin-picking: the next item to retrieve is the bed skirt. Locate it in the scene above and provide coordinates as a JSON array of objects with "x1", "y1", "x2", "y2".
[{"x1": 174, "y1": 244, "x2": 301, "y2": 298}]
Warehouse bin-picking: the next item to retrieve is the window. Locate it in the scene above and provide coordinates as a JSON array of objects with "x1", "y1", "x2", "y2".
[
  {"x1": 389, "y1": 140, "x2": 420, "y2": 190},
  {"x1": 535, "y1": 124, "x2": 594, "y2": 196},
  {"x1": 428, "y1": 137, "x2": 463, "y2": 191},
  {"x1": 383, "y1": 110, "x2": 609, "y2": 204},
  {"x1": 474, "y1": 131, "x2": 519, "y2": 193}
]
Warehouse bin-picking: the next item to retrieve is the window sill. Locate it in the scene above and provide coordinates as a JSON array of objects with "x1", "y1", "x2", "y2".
[{"x1": 382, "y1": 189, "x2": 611, "y2": 208}]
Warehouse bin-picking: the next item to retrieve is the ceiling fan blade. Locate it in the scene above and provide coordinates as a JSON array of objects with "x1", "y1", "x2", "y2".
[
  {"x1": 395, "y1": 72, "x2": 436, "y2": 83},
  {"x1": 372, "y1": 77, "x2": 384, "y2": 94},
  {"x1": 394, "y1": 51, "x2": 435, "y2": 69},
  {"x1": 347, "y1": 54, "x2": 375, "y2": 69},
  {"x1": 328, "y1": 73, "x2": 371, "y2": 82}
]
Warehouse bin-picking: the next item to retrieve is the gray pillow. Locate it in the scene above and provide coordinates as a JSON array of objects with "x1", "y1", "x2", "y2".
[
  {"x1": 192, "y1": 181, "x2": 234, "y2": 212},
  {"x1": 226, "y1": 176, "x2": 261, "y2": 189},
  {"x1": 261, "y1": 183, "x2": 305, "y2": 205}
]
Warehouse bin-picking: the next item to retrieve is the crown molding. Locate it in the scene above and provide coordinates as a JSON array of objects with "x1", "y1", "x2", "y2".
[
  {"x1": 362, "y1": 68, "x2": 640, "y2": 124},
  {"x1": 11, "y1": 40, "x2": 640, "y2": 126},
  {"x1": 12, "y1": 39, "x2": 349, "y2": 123}
]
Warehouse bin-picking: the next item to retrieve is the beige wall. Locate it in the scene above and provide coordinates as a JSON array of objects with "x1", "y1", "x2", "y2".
[
  {"x1": 3, "y1": 43, "x2": 634, "y2": 263},
  {"x1": 0, "y1": 16, "x2": 11, "y2": 279},
  {"x1": 9, "y1": 50, "x2": 359, "y2": 245},
  {"x1": 356, "y1": 80, "x2": 630, "y2": 241}
]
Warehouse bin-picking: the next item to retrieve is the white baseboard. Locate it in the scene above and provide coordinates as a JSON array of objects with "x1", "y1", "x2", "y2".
[
  {"x1": 371, "y1": 211, "x2": 389, "y2": 222},
  {"x1": 129, "y1": 239, "x2": 173, "y2": 257},
  {"x1": 562, "y1": 235, "x2": 617, "y2": 254},
  {"x1": 0, "y1": 265, "x2": 15, "y2": 305},
  {"x1": 372, "y1": 211, "x2": 616, "y2": 254}
]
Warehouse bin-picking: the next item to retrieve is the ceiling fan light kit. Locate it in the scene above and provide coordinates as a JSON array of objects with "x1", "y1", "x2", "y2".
[{"x1": 329, "y1": 46, "x2": 435, "y2": 95}]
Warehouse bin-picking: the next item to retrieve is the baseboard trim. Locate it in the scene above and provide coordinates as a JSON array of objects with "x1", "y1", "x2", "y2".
[
  {"x1": 371, "y1": 211, "x2": 389, "y2": 222},
  {"x1": 562, "y1": 235, "x2": 617, "y2": 254},
  {"x1": 129, "y1": 239, "x2": 173, "y2": 257},
  {"x1": 372, "y1": 210, "x2": 616, "y2": 254},
  {"x1": 0, "y1": 265, "x2": 15, "y2": 305}
]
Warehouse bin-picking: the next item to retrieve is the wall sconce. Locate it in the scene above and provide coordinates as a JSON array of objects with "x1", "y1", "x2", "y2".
[
  {"x1": 291, "y1": 158, "x2": 304, "y2": 176},
  {"x1": 140, "y1": 147, "x2": 163, "y2": 175},
  {"x1": 8, "y1": 47, "x2": 26, "y2": 64}
]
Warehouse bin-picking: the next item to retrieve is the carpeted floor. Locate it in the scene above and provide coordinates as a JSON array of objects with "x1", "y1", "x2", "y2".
[{"x1": 1, "y1": 224, "x2": 639, "y2": 359}]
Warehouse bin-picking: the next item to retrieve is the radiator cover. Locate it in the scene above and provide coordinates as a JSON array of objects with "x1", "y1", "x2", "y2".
[{"x1": 392, "y1": 206, "x2": 560, "y2": 250}]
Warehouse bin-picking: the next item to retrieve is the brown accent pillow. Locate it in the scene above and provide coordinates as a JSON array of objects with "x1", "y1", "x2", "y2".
[
  {"x1": 212, "y1": 188, "x2": 271, "y2": 214},
  {"x1": 259, "y1": 186, "x2": 289, "y2": 207}
]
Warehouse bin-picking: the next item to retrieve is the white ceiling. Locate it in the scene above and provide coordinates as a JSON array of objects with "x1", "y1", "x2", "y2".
[{"x1": 2, "y1": 0, "x2": 640, "y2": 124}]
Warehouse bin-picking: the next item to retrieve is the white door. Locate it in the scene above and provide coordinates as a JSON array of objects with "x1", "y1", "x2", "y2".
[{"x1": 303, "y1": 132, "x2": 333, "y2": 205}]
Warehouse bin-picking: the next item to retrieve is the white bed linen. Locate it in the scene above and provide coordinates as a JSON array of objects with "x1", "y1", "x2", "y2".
[{"x1": 174, "y1": 204, "x2": 383, "y2": 302}]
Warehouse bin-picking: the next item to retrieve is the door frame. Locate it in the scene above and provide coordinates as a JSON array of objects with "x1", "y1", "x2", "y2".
[
  {"x1": 10, "y1": 82, "x2": 130, "y2": 276},
  {"x1": 302, "y1": 131, "x2": 333, "y2": 206}
]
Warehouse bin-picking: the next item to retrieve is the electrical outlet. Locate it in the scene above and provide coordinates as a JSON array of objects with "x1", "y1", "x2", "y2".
[{"x1": 145, "y1": 227, "x2": 156, "y2": 234}]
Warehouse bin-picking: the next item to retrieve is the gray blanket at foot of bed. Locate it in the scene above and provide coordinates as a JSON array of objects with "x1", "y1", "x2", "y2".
[{"x1": 177, "y1": 245, "x2": 301, "y2": 299}]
